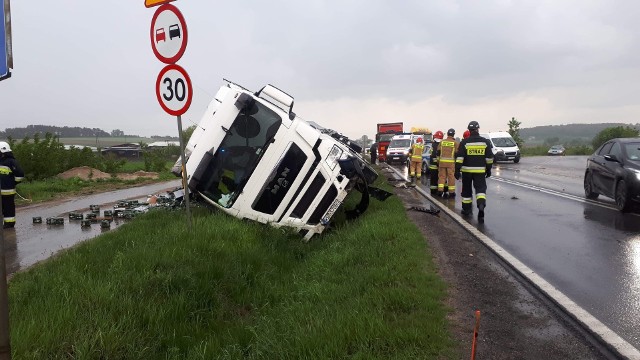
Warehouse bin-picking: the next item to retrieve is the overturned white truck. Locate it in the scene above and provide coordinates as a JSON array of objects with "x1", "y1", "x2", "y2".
[{"x1": 175, "y1": 80, "x2": 389, "y2": 239}]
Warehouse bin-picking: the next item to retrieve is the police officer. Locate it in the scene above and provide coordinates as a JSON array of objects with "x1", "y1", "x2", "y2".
[
  {"x1": 0, "y1": 141, "x2": 25, "y2": 229},
  {"x1": 409, "y1": 137, "x2": 425, "y2": 183},
  {"x1": 437, "y1": 128, "x2": 460, "y2": 198},
  {"x1": 454, "y1": 121, "x2": 493, "y2": 220},
  {"x1": 370, "y1": 142, "x2": 377, "y2": 164},
  {"x1": 429, "y1": 131, "x2": 444, "y2": 194}
]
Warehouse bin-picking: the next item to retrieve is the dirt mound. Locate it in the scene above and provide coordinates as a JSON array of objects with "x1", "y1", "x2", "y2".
[
  {"x1": 57, "y1": 167, "x2": 159, "y2": 181},
  {"x1": 57, "y1": 166, "x2": 111, "y2": 180}
]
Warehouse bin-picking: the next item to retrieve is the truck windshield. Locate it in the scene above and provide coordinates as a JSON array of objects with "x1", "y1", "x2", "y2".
[
  {"x1": 377, "y1": 134, "x2": 395, "y2": 142},
  {"x1": 195, "y1": 101, "x2": 282, "y2": 208}
]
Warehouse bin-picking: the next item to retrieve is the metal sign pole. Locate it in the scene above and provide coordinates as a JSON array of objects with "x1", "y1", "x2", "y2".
[
  {"x1": 0, "y1": 182, "x2": 11, "y2": 360},
  {"x1": 177, "y1": 115, "x2": 192, "y2": 231}
]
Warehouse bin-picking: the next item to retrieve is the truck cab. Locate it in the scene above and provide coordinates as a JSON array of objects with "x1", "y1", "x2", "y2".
[{"x1": 178, "y1": 80, "x2": 380, "y2": 240}]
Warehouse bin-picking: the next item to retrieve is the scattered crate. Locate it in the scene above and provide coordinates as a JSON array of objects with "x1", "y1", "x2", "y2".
[
  {"x1": 81, "y1": 219, "x2": 92, "y2": 228},
  {"x1": 32, "y1": 216, "x2": 42, "y2": 224},
  {"x1": 69, "y1": 212, "x2": 83, "y2": 220},
  {"x1": 100, "y1": 220, "x2": 111, "y2": 229},
  {"x1": 89, "y1": 205, "x2": 100, "y2": 214},
  {"x1": 85, "y1": 213, "x2": 97, "y2": 221},
  {"x1": 46, "y1": 217, "x2": 65, "y2": 225},
  {"x1": 103, "y1": 210, "x2": 113, "y2": 217}
]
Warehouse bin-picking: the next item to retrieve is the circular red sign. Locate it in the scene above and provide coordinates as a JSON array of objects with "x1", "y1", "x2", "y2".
[
  {"x1": 155, "y1": 64, "x2": 193, "y2": 116},
  {"x1": 150, "y1": 4, "x2": 188, "y2": 64}
]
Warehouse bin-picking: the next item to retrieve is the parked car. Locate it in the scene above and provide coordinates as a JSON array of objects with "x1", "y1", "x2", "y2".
[
  {"x1": 584, "y1": 138, "x2": 640, "y2": 212},
  {"x1": 547, "y1": 145, "x2": 566, "y2": 156}
]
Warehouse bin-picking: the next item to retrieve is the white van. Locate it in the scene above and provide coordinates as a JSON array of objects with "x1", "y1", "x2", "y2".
[
  {"x1": 386, "y1": 134, "x2": 413, "y2": 164},
  {"x1": 480, "y1": 131, "x2": 521, "y2": 163}
]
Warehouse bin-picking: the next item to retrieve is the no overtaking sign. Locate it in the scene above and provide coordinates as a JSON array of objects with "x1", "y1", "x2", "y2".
[{"x1": 150, "y1": 4, "x2": 188, "y2": 64}]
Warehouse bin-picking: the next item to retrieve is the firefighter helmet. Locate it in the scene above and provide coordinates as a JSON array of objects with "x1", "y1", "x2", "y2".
[
  {"x1": 434, "y1": 131, "x2": 444, "y2": 140},
  {"x1": 463, "y1": 130, "x2": 471, "y2": 139},
  {"x1": 447, "y1": 128, "x2": 455, "y2": 137},
  {"x1": 0, "y1": 141, "x2": 11, "y2": 153},
  {"x1": 467, "y1": 121, "x2": 480, "y2": 131},
  {"x1": 416, "y1": 137, "x2": 423, "y2": 143}
]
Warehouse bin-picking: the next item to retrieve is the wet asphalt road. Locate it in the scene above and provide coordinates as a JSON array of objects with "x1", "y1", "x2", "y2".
[
  {"x1": 2, "y1": 180, "x2": 181, "y2": 276},
  {"x1": 395, "y1": 156, "x2": 640, "y2": 351}
]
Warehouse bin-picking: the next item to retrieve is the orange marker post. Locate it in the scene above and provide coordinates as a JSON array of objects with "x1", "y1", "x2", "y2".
[{"x1": 470, "y1": 310, "x2": 481, "y2": 360}]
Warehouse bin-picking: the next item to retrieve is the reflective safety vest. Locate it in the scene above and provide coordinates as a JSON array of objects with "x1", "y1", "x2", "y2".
[
  {"x1": 439, "y1": 137, "x2": 459, "y2": 164},
  {"x1": 410, "y1": 143, "x2": 424, "y2": 161},
  {"x1": 455, "y1": 134, "x2": 494, "y2": 173}
]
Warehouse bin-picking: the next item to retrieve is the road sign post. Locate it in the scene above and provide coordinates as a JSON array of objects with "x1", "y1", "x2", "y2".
[
  {"x1": 148, "y1": 2, "x2": 193, "y2": 230},
  {"x1": 0, "y1": 183, "x2": 10, "y2": 360}
]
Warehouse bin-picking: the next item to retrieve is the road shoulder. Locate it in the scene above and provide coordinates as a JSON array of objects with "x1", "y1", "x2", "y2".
[{"x1": 394, "y1": 186, "x2": 607, "y2": 359}]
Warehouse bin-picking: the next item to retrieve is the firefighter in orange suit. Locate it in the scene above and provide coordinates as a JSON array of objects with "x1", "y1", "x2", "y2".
[
  {"x1": 437, "y1": 128, "x2": 460, "y2": 198},
  {"x1": 409, "y1": 137, "x2": 425, "y2": 183},
  {"x1": 429, "y1": 130, "x2": 444, "y2": 194}
]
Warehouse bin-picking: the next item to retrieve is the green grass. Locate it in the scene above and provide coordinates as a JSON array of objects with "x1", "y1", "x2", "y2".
[{"x1": 8, "y1": 178, "x2": 454, "y2": 359}]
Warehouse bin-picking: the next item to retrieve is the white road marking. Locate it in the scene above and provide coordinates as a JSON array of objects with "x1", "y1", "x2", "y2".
[{"x1": 492, "y1": 176, "x2": 640, "y2": 217}]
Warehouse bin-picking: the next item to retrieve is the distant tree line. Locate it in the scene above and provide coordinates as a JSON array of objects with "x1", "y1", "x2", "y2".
[
  {"x1": 0, "y1": 125, "x2": 177, "y2": 140},
  {"x1": 520, "y1": 123, "x2": 639, "y2": 146}
]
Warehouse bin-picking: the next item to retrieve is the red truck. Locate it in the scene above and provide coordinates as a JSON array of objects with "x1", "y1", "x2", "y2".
[{"x1": 375, "y1": 122, "x2": 403, "y2": 162}]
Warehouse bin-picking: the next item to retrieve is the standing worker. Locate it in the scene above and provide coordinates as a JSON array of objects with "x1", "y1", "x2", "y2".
[
  {"x1": 370, "y1": 142, "x2": 377, "y2": 164},
  {"x1": 454, "y1": 121, "x2": 493, "y2": 220},
  {"x1": 429, "y1": 130, "x2": 444, "y2": 194},
  {"x1": 437, "y1": 128, "x2": 460, "y2": 198},
  {"x1": 0, "y1": 141, "x2": 25, "y2": 229},
  {"x1": 408, "y1": 137, "x2": 425, "y2": 184}
]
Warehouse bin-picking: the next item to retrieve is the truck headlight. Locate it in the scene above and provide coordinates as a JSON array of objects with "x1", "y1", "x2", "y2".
[{"x1": 325, "y1": 145, "x2": 344, "y2": 170}]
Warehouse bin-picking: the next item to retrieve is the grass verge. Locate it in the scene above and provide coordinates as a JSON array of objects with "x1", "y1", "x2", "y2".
[{"x1": 9, "y1": 178, "x2": 454, "y2": 359}]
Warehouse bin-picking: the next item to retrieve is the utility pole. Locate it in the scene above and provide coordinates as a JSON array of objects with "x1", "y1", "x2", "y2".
[{"x1": 0, "y1": 184, "x2": 11, "y2": 360}]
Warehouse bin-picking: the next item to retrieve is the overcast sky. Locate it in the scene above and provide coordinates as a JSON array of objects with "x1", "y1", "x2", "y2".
[{"x1": 1, "y1": 0, "x2": 639, "y2": 140}]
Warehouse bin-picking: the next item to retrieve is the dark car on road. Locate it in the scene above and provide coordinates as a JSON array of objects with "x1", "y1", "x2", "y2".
[{"x1": 584, "y1": 138, "x2": 640, "y2": 211}]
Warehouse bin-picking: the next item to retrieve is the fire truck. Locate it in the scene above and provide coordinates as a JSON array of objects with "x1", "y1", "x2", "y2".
[{"x1": 375, "y1": 122, "x2": 403, "y2": 162}]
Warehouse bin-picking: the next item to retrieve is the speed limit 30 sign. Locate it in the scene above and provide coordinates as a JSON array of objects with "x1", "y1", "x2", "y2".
[{"x1": 156, "y1": 64, "x2": 193, "y2": 116}]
